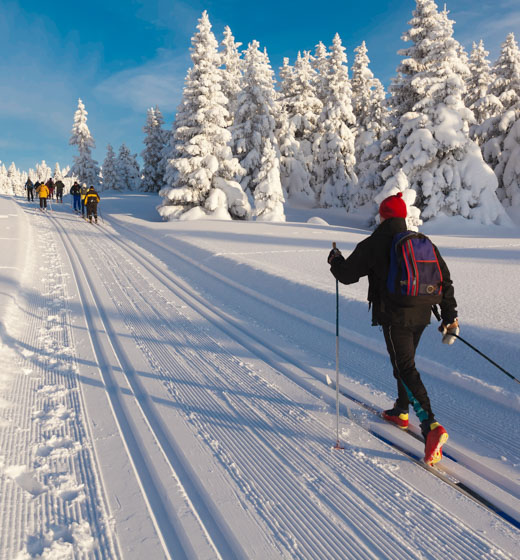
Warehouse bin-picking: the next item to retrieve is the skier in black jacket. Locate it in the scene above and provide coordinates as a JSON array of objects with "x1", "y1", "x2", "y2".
[
  {"x1": 70, "y1": 181, "x2": 81, "y2": 213},
  {"x1": 328, "y1": 192, "x2": 459, "y2": 465}
]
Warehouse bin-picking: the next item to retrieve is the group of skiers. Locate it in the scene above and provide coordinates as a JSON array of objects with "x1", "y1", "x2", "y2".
[
  {"x1": 69, "y1": 181, "x2": 100, "y2": 223},
  {"x1": 25, "y1": 177, "x2": 100, "y2": 223},
  {"x1": 25, "y1": 177, "x2": 65, "y2": 208}
]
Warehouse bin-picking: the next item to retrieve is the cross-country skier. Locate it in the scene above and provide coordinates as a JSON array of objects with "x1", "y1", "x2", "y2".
[
  {"x1": 70, "y1": 181, "x2": 81, "y2": 213},
  {"x1": 328, "y1": 192, "x2": 459, "y2": 465},
  {"x1": 25, "y1": 178, "x2": 34, "y2": 201},
  {"x1": 55, "y1": 179, "x2": 65, "y2": 203},
  {"x1": 80, "y1": 183, "x2": 88, "y2": 217},
  {"x1": 36, "y1": 181, "x2": 50, "y2": 211},
  {"x1": 84, "y1": 186, "x2": 100, "y2": 223}
]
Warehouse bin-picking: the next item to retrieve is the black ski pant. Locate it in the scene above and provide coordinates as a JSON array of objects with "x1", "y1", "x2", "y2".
[
  {"x1": 86, "y1": 202, "x2": 98, "y2": 220},
  {"x1": 27, "y1": 188, "x2": 34, "y2": 201},
  {"x1": 39, "y1": 197, "x2": 47, "y2": 209},
  {"x1": 382, "y1": 324, "x2": 433, "y2": 423}
]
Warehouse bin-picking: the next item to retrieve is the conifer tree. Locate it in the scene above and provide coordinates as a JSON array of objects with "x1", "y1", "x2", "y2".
[
  {"x1": 102, "y1": 144, "x2": 118, "y2": 191},
  {"x1": 234, "y1": 40, "x2": 285, "y2": 220},
  {"x1": 482, "y1": 33, "x2": 520, "y2": 206},
  {"x1": 277, "y1": 51, "x2": 322, "y2": 203},
  {"x1": 312, "y1": 33, "x2": 357, "y2": 208},
  {"x1": 350, "y1": 41, "x2": 387, "y2": 209},
  {"x1": 141, "y1": 107, "x2": 168, "y2": 193},
  {"x1": 0, "y1": 164, "x2": 8, "y2": 195},
  {"x1": 115, "y1": 144, "x2": 141, "y2": 191},
  {"x1": 36, "y1": 161, "x2": 52, "y2": 183},
  {"x1": 380, "y1": 0, "x2": 507, "y2": 225},
  {"x1": 312, "y1": 42, "x2": 330, "y2": 106},
  {"x1": 69, "y1": 99, "x2": 101, "y2": 187},
  {"x1": 220, "y1": 26, "x2": 243, "y2": 126},
  {"x1": 465, "y1": 40, "x2": 504, "y2": 151},
  {"x1": 159, "y1": 12, "x2": 249, "y2": 221},
  {"x1": 53, "y1": 162, "x2": 64, "y2": 181}
]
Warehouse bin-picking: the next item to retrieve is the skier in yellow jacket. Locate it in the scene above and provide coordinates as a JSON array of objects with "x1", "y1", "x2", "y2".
[
  {"x1": 84, "y1": 186, "x2": 100, "y2": 223},
  {"x1": 35, "y1": 182, "x2": 50, "y2": 211}
]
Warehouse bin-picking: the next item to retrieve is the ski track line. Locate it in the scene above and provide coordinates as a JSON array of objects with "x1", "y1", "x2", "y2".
[
  {"x1": 52, "y1": 214, "x2": 247, "y2": 560},
  {"x1": 106, "y1": 218, "x2": 520, "y2": 508},
  {"x1": 1, "y1": 208, "x2": 118, "y2": 560},
  {"x1": 55, "y1": 213, "x2": 516, "y2": 556}
]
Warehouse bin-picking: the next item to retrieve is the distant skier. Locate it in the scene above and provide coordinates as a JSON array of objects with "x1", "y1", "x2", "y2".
[
  {"x1": 46, "y1": 178, "x2": 55, "y2": 200},
  {"x1": 25, "y1": 178, "x2": 34, "y2": 201},
  {"x1": 80, "y1": 183, "x2": 88, "y2": 217},
  {"x1": 84, "y1": 186, "x2": 100, "y2": 223},
  {"x1": 36, "y1": 181, "x2": 50, "y2": 211},
  {"x1": 328, "y1": 192, "x2": 459, "y2": 466},
  {"x1": 55, "y1": 179, "x2": 65, "y2": 203},
  {"x1": 70, "y1": 181, "x2": 81, "y2": 213}
]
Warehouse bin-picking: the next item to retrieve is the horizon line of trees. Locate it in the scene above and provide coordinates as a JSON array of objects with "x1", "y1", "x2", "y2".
[{"x1": 3, "y1": 0, "x2": 520, "y2": 226}]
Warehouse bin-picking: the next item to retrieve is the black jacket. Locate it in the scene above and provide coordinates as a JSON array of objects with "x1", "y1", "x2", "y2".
[
  {"x1": 70, "y1": 184, "x2": 81, "y2": 195},
  {"x1": 330, "y1": 218, "x2": 458, "y2": 327}
]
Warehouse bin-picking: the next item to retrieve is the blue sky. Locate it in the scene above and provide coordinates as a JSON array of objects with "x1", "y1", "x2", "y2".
[{"x1": 1, "y1": 0, "x2": 519, "y2": 172}]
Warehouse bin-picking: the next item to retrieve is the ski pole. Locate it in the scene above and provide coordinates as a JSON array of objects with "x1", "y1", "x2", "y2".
[
  {"x1": 333, "y1": 242, "x2": 344, "y2": 449},
  {"x1": 432, "y1": 306, "x2": 519, "y2": 385}
]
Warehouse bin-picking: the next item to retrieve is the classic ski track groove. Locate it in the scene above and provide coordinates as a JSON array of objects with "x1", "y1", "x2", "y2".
[
  {"x1": 108, "y1": 218, "x2": 520, "y2": 510},
  {"x1": 51, "y1": 216, "x2": 233, "y2": 560},
  {"x1": 49, "y1": 211, "x2": 517, "y2": 558}
]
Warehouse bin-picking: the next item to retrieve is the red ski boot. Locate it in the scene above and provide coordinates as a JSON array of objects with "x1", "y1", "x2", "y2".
[
  {"x1": 423, "y1": 422, "x2": 449, "y2": 466},
  {"x1": 382, "y1": 407, "x2": 409, "y2": 429}
]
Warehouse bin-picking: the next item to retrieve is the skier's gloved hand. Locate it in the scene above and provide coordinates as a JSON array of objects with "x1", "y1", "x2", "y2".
[
  {"x1": 327, "y1": 247, "x2": 343, "y2": 265},
  {"x1": 439, "y1": 319, "x2": 459, "y2": 345}
]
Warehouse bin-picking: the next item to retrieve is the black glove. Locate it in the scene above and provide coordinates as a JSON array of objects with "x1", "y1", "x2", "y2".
[{"x1": 327, "y1": 247, "x2": 342, "y2": 265}]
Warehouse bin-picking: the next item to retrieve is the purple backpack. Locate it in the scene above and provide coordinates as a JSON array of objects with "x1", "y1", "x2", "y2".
[{"x1": 387, "y1": 232, "x2": 443, "y2": 306}]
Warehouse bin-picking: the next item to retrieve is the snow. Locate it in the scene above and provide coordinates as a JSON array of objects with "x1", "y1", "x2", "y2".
[{"x1": 1, "y1": 192, "x2": 519, "y2": 559}]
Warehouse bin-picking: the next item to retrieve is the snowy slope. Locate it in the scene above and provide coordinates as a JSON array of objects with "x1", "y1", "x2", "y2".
[{"x1": 0, "y1": 193, "x2": 519, "y2": 559}]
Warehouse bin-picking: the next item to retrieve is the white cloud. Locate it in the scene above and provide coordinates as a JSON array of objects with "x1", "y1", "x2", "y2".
[
  {"x1": 94, "y1": 50, "x2": 189, "y2": 112},
  {"x1": 450, "y1": 1, "x2": 520, "y2": 58}
]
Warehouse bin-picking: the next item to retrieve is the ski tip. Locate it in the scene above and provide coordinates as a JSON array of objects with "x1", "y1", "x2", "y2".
[{"x1": 326, "y1": 374, "x2": 333, "y2": 385}]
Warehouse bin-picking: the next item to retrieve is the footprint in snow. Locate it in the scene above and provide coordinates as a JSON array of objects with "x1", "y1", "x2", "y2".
[{"x1": 4, "y1": 465, "x2": 47, "y2": 496}]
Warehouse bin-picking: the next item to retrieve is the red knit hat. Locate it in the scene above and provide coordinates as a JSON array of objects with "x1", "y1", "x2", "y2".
[{"x1": 379, "y1": 192, "x2": 407, "y2": 220}]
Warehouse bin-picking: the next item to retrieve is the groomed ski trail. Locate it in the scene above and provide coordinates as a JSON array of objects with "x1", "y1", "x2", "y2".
[{"x1": 23, "y1": 202, "x2": 518, "y2": 558}]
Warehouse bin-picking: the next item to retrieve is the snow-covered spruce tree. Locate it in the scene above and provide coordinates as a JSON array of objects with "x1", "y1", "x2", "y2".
[
  {"x1": 115, "y1": 144, "x2": 141, "y2": 191},
  {"x1": 312, "y1": 42, "x2": 330, "y2": 107},
  {"x1": 141, "y1": 107, "x2": 168, "y2": 193},
  {"x1": 69, "y1": 99, "x2": 101, "y2": 187},
  {"x1": 277, "y1": 51, "x2": 322, "y2": 204},
  {"x1": 53, "y1": 162, "x2": 64, "y2": 181},
  {"x1": 312, "y1": 33, "x2": 357, "y2": 208},
  {"x1": 253, "y1": 139, "x2": 285, "y2": 221},
  {"x1": 158, "y1": 12, "x2": 250, "y2": 221},
  {"x1": 234, "y1": 40, "x2": 285, "y2": 220},
  {"x1": 350, "y1": 41, "x2": 387, "y2": 210},
  {"x1": 102, "y1": 144, "x2": 118, "y2": 191},
  {"x1": 36, "y1": 160, "x2": 52, "y2": 183},
  {"x1": 220, "y1": 26, "x2": 243, "y2": 126},
  {"x1": 7, "y1": 163, "x2": 22, "y2": 196},
  {"x1": 482, "y1": 33, "x2": 520, "y2": 206},
  {"x1": 0, "y1": 164, "x2": 8, "y2": 195},
  {"x1": 380, "y1": 0, "x2": 508, "y2": 225},
  {"x1": 465, "y1": 41, "x2": 502, "y2": 137}
]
